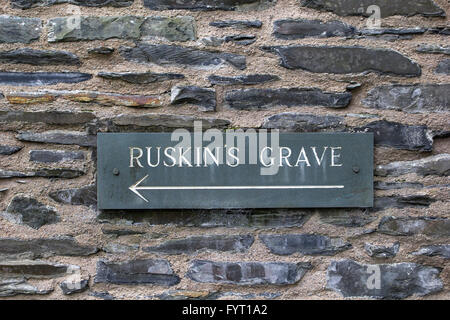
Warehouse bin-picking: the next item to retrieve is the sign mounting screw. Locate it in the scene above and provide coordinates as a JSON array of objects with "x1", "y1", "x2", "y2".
[
  {"x1": 352, "y1": 166, "x2": 360, "y2": 174},
  {"x1": 112, "y1": 168, "x2": 120, "y2": 176}
]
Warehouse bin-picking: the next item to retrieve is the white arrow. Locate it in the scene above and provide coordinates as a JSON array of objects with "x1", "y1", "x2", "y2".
[{"x1": 129, "y1": 174, "x2": 344, "y2": 203}]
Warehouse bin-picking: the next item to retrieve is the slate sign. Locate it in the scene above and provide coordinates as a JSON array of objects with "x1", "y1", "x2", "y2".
[{"x1": 97, "y1": 132, "x2": 373, "y2": 209}]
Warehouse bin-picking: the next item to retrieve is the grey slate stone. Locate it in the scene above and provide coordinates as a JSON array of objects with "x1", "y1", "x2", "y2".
[
  {"x1": 143, "y1": 0, "x2": 276, "y2": 11},
  {"x1": 0, "y1": 145, "x2": 22, "y2": 155},
  {"x1": 60, "y1": 278, "x2": 89, "y2": 295},
  {"x1": 274, "y1": 19, "x2": 356, "y2": 39},
  {"x1": 0, "y1": 16, "x2": 41, "y2": 44},
  {"x1": 3, "y1": 195, "x2": 59, "y2": 229},
  {"x1": 363, "y1": 84, "x2": 450, "y2": 113},
  {"x1": 187, "y1": 260, "x2": 312, "y2": 285},
  {"x1": 0, "y1": 169, "x2": 34, "y2": 179},
  {"x1": 141, "y1": 16, "x2": 196, "y2": 42},
  {"x1": 98, "y1": 71, "x2": 184, "y2": 84},
  {"x1": 49, "y1": 185, "x2": 97, "y2": 207},
  {"x1": 364, "y1": 242, "x2": 400, "y2": 259},
  {"x1": 416, "y1": 44, "x2": 450, "y2": 55},
  {"x1": 88, "y1": 47, "x2": 115, "y2": 55},
  {"x1": 30, "y1": 150, "x2": 85, "y2": 163},
  {"x1": 0, "y1": 237, "x2": 98, "y2": 258},
  {"x1": 354, "y1": 120, "x2": 433, "y2": 151},
  {"x1": 378, "y1": 216, "x2": 450, "y2": 237},
  {"x1": 435, "y1": 59, "x2": 450, "y2": 74},
  {"x1": 373, "y1": 195, "x2": 435, "y2": 212},
  {"x1": 223, "y1": 34, "x2": 256, "y2": 45},
  {"x1": 11, "y1": 0, "x2": 133, "y2": 9},
  {"x1": 261, "y1": 112, "x2": 345, "y2": 132},
  {"x1": 199, "y1": 36, "x2": 225, "y2": 47},
  {"x1": 0, "y1": 260, "x2": 75, "y2": 279},
  {"x1": 0, "y1": 278, "x2": 53, "y2": 297},
  {"x1": 327, "y1": 259, "x2": 443, "y2": 299},
  {"x1": 102, "y1": 243, "x2": 139, "y2": 254},
  {"x1": 210, "y1": 20, "x2": 262, "y2": 29},
  {"x1": 0, "y1": 72, "x2": 92, "y2": 86},
  {"x1": 0, "y1": 110, "x2": 95, "y2": 125},
  {"x1": 301, "y1": 0, "x2": 445, "y2": 18},
  {"x1": 171, "y1": 86, "x2": 216, "y2": 112},
  {"x1": 374, "y1": 181, "x2": 424, "y2": 190},
  {"x1": 0, "y1": 49, "x2": 81, "y2": 66},
  {"x1": 109, "y1": 113, "x2": 230, "y2": 132},
  {"x1": 34, "y1": 168, "x2": 85, "y2": 179},
  {"x1": 120, "y1": 43, "x2": 246, "y2": 70},
  {"x1": 16, "y1": 131, "x2": 97, "y2": 147},
  {"x1": 208, "y1": 74, "x2": 279, "y2": 85},
  {"x1": 411, "y1": 245, "x2": 450, "y2": 259},
  {"x1": 318, "y1": 209, "x2": 376, "y2": 227},
  {"x1": 225, "y1": 88, "x2": 351, "y2": 110},
  {"x1": 263, "y1": 45, "x2": 421, "y2": 77},
  {"x1": 143, "y1": 234, "x2": 254, "y2": 254},
  {"x1": 95, "y1": 259, "x2": 180, "y2": 286},
  {"x1": 260, "y1": 234, "x2": 351, "y2": 256},
  {"x1": 48, "y1": 16, "x2": 143, "y2": 42},
  {"x1": 375, "y1": 154, "x2": 450, "y2": 177},
  {"x1": 97, "y1": 209, "x2": 311, "y2": 228}
]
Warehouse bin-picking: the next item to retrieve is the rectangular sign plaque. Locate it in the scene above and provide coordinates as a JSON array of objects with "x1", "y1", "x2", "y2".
[{"x1": 97, "y1": 132, "x2": 373, "y2": 209}]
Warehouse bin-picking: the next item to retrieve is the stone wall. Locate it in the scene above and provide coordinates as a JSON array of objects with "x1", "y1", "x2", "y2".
[{"x1": 0, "y1": 0, "x2": 449, "y2": 300}]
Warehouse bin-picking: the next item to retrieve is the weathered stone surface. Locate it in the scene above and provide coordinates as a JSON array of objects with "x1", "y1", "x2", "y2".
[
  {"x1": 0, "y1": 16, "x2": 41, "y2": 44},
  {"x1": 0, "y1": 169, "x2": 34, "y2": 179},
  {"x1": 0, "y1": 260, "x2": 75, "y2": 278},
  {"x1": 354, "y1": 120, "x2": 433, "y2": 151},
  {"x1": 358, "y1": 28, "x2": 426, "y2": 41},
  {"x1": 0, "y1": 278, "x2": 52, "y2": 297},
  {"x1": 318, "y1": 209, "x2": 377, "y2": 227},
  {"x1": 261, "y1": 112, "x2": 345, "y2": 132},
  {"x1": 428, "y1": 27, "x2": 450, "y2": 35},
  {"x1": 143, "y1": 0, "x2": 276, "y2": 11},
  {"x1": 88, "y1": 47, "x2": 114, "y2": 55},
  {"x1": 109, "y1": 113, "x2": 230, "y2": 132},
  {"x1": 327, "y1": 259, "x2": 443, "y2": 299},
  {"x1": 11, "y1": 0, "x2": 133, "y2": 9},
  {"x1": 3, "y1": 195, "x2": 59, "y2": 229},
  {"x1": 363, "y1": 84, "x2": 450, "y2": 113},
  {"x1": 0, "y1": 49, "x2": 81, "y2": 66},
  {"x1": 210, "y1": 20, "x2": 262, "y2": 29},
  {"x1": 102, "y1": 243, "x2": 139, "y2": 254},
  {"x1": 416, "y1": 44, "x2": 450, "y2": 55},
  {"x1": 143, "y1": 235, "x2": 254, "y2": 254},
  {"x1": 16, "y1": 131, "x2": 97, "y2": 147},
  {"x1": 374, "y1": 181, "x2": 424, "y2": 190},
  {"x1": 376, "y1": 154, "x2": 450, "y2": 177},
  {"x1": 120, "y1": 43, "x2": 246, "y2": 70},
  {"x1": 411, "y1": 245, "x2": 450, "y2": 259},
  {"x1": 364, "y1": 242, "x2": 400, "y2": 259},
  {"x1": 171, "y1": 86, "x2": 216, "y2": 111},
  {"x1": 378, "y1": 216, "x2": 450, "y2": 237},
  {"x1": 187, "y1": 260, "x2": 311, "y2": 285},
  {"x1": 101, "y1": 226, "x2": 146, "y2": 236},
  {"x1": 98, "y1": 72, "x2": 184, "y2": 84},
  {"x1": 260, "y1": 234, "x2": 351, "y2": 256},
  {"x1": 0, "y1": 145, "x2": 22, "y2": 155},
  {"x1": 274, "y1": 19, "x2": 355, "y2": 39},
  {"x1": 0, "y1": 110, "x2": 95, "y2": 125},
  {"x1": 435, "y1": 59, "x2": 450, "y2": 74},
  {"x1": 0, "y1": 168, "x2": 84, "y2": 180},
  {"x1": 141, "y1": 16, "x2": 196, "y2": 42},
  {"x1": 374, "y1": 195, "x2": 435, "y2": 212},
  {"x1": 208, "y1": 74, "x2": 279, "y2": 85},
  {"x1": 199, "y1": 36, "x2": 225, "y2": 47},
  {"x1": 0, "y1": 72, "x2": 92, "y2": 86},
  {"x1": 225, "y1": 88, "x2": 352, "y2": 109},
  {"x1": 60, "y1": 278, "x2": 89, "y2": 295},
  {"x1": 30, "y1": 150, "x2": 85, "y2": 163},
  {"x1": 49, "y1": 185, "x2": 97, "y2": 207},
  {"x1": 48, "y1": 16, "x2": 143, "y2": 42},
  {"x1": 95, "y1": 259, "x2": 180, "y2": 286},
  {"x1": 301, "y1": 0, "x2": 445, "y2": 17},
  {"x1": 223, "y1": 34, "x2": 256, "y2": 45},
  {"x1": 0, "y1": 237, "x2": 98, "y2": 258},
  {"x1": 7, "y1": 90, "x2": 161, "y2": 107},
  {"x1": 263, "y1": 46, "x2": 421, "y2": 77},
  {"x1": 98, "y1": 209, "x2": 311, "y2": 228}
]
